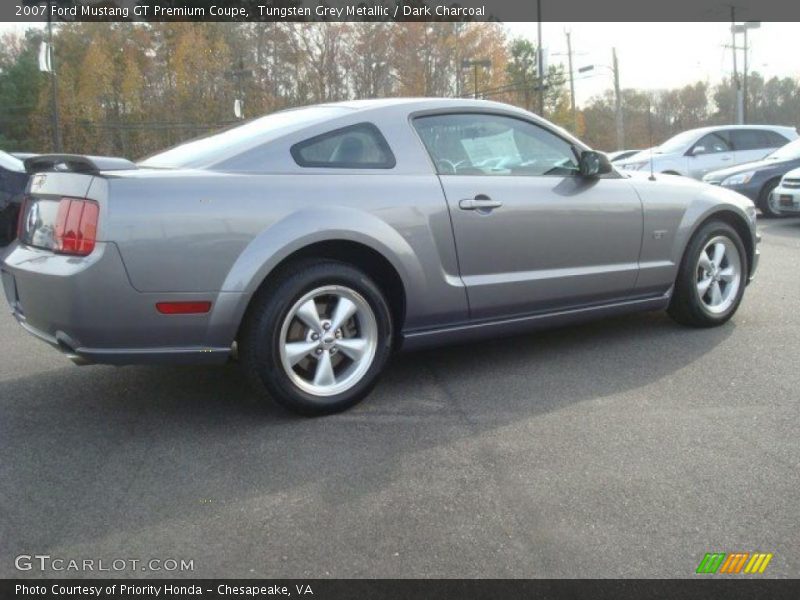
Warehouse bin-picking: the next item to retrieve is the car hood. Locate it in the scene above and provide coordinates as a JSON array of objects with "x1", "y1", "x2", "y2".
[
  {"x1": 781, "y1": 166, "x2": 800, "y2": 179},
  {"x1": 615, "y1": 150, "x2": 669, "y2": 168},
  {"x1": 704, "y1": 157, "x2": 797, "y2": 181},
  {"x1": 624, "y1": 170, "x2": 755, "y2": 212}
]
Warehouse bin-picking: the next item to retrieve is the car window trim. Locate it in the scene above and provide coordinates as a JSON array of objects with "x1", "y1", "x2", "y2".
[{"x1": 290, "y1": 122, "x2": 396, "y2": 169}]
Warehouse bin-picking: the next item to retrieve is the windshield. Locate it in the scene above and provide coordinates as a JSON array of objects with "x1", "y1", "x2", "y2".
[
  {"x1": 765, "y1": 138, "x2": 800, "y2": 161},
  {"x1": 140, "y1": 106, "x2": 351, "y2": 168},
  {"x1": 0, "y1": 151, "x2": 24, "y2": 172},
  {"x1": 655, "y1": 130, "x2": 703, "y2": 154}
]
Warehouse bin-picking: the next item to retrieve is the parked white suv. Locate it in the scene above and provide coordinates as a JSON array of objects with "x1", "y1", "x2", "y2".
[{"x1": 617, "y1": 125, "x2": 798, "y2": 179}]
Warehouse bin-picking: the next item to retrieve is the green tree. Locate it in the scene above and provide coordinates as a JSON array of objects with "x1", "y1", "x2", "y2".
[{"x1": 0, "y1": 30, "x2": 45, "y2": 151}]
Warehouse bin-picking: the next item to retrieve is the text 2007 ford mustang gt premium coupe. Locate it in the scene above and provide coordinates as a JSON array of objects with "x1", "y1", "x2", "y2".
[{"x1": 2, "y1": 99, "x2": 759, "y2": 415}]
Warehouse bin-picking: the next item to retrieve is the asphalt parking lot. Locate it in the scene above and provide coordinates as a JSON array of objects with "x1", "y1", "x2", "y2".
[{"x1": 1, "y1": 217, "x2": 799, "y2": 579}]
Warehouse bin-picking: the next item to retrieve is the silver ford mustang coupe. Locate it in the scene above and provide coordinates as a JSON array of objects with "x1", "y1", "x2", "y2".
[{"x1": 2, "y1": 98, "x2": 759, "y2": 415}]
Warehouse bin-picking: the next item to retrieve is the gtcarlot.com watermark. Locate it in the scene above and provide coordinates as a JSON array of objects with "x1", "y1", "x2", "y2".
[{"x1": 15, "y1": 554, "x2": 194, "y2": 573}]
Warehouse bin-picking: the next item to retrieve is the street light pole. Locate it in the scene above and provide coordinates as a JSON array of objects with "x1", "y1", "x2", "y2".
[
  {"x1": 743, "y1": 26, "x2": 749, "y2": 123},
  {"x1": 46, "y1": 0, "x2": 62, "y2": 152},
  {"x1": 734, "y1": 22, "x2": 759, "y2": 123},
  {"x1": 730, "y1": 6, "x2": 743, "y2": 124},
  {"x1": 536, "y1": 0, "x2": 544, "y2": 116},
  {"x1": 566, "y1": 30, "x2": 577, "y2": 132},
  {"x1": 612, "y1": 48, "x2": 623, "y2": 151}
]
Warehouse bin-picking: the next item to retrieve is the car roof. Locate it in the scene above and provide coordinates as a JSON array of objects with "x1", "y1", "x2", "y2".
[
  {"x1": 144, "y1": 97, "x2": 591, "y2": 170},
  {"x1": 316, "y1": 97, "x2": 586, "y2": 150},
  {"x1": 684, "y1": 124, "x2": 797, "y2": 136},
  {"x1": 323, "y1": 97, "x2": 524, "y2": 111}
]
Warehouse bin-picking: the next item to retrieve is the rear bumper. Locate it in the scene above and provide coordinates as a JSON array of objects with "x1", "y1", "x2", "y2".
[{"x1": 1, "y1": 241, "x2": 238, "y2": 365}]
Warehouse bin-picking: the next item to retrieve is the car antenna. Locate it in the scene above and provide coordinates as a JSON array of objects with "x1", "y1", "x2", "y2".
[{"x1": 647, "y1": 95, "x2": 656, "y2": 181}]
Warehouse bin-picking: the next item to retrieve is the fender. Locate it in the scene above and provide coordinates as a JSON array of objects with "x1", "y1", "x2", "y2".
[
  {"x1": 220, "y1": 206, "x2": 426, "y2": 294},
  {"x1": 208, "y1": 206, "x2": 430, "y2": 346},
  {"x1": 671, "y1": 187, "x2": 755, "y2": 270}
]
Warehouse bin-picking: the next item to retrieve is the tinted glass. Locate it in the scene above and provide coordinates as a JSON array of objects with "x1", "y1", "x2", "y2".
[
  {"x1": 141, "y1": 106, "x2": 350, "y2": 168},
  {"x1": 730, "y1": 129, "x2": 769, "y2": 151},
  {"x1": 762, "y1": 130, "x2": 791, "y2": 149},
  {"x1": 656, "y1": 130, "x2": 702, "y2": 153},
  {"x1": 291, "y1": 123, "x2": 395, "y2": 169},
  {"x1": 413, "y1": 113, "x2": 579, "y2": 176},
  {"x1": 693, "y1": 132, "x2": 732, "y2": 154}
]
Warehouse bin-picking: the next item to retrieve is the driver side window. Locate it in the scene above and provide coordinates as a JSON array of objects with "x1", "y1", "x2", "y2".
[
  {"x1": 692, "y1": 132, "x2": 732, "y2": 155},
  {"x1": 413, "y1": 113, "x2": 579, "y2": 176}
]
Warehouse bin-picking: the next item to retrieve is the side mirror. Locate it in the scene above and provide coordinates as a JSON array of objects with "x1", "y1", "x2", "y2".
[
  {"x1": 578, "y1": 150, "x2": 613, "y2": 177},
  {"x1": 690, "y1": 145, "x2": 706, "y2": 156}
]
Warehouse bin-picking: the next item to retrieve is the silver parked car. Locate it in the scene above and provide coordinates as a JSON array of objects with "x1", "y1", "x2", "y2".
[
  {"x1": 617, "y1": 125, "x2": 797, "y2": 179},
  {"x1": 2, "y1": 99, "x2": 760, "y2": 415},
  {"x1": 769, "y1": 167, "x2": 800, "y2": 215}
]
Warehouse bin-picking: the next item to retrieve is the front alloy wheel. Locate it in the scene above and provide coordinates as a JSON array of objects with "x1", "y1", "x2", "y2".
[
  {"x1": 695, "y1": 236, "x2": 742, "y2": 316},
  {"x1": 668, "y1": 220, "x2": 747, "y2": 327}
]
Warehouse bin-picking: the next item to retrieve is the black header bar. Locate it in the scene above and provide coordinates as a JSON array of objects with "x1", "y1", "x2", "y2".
[{"x1": 4, "y1": 0, "x2": 800, "y2": 23}]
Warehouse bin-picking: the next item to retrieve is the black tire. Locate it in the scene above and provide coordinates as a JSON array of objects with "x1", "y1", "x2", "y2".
[
  {"x1": 757, "y1": 179, "x2": 784, "y2": 218},
  {"x1": 239, "y1": 259, "x2": 393, "y2": 416},
  {"x1": 667, "y1": 220, "x2": 748, "y2": 328}
]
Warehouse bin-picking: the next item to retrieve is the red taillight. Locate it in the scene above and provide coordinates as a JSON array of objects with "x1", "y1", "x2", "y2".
[
  {"x1": 54, "y1": 198, "x2": 99, "y2": 256},
  {"x1": 155, "y1": 301, "x2": 212, "y2": 315}
]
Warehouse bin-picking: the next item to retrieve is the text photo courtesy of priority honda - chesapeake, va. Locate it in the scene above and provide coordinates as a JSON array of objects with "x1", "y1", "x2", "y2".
[{"x1": 1, "y1": 1, "x2": 800, "y2": 598}]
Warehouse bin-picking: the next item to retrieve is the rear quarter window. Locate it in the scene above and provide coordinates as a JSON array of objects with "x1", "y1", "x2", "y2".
[
  {"x1": 730, "y1": 129, "x2": 769, "y2": 151},
  {"x1": 761, "y1": 130, "x2": 791, "y2": 148},
  {"x1": 291, "y1": 123, "x2": 396, "y2": 169}
]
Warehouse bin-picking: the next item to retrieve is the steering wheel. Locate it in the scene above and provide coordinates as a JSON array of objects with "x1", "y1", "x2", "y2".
[{"x1": 436, "y1": 159, "x2": 459, "y2": 174}]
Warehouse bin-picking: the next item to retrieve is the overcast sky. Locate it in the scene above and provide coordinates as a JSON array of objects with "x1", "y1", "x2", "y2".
[
  {"x1": 506, "y1": 22, "x2": 800, "y2": 105},
  {"x1": 2, "y1": 21, "x2": 799, "y2": 107}
]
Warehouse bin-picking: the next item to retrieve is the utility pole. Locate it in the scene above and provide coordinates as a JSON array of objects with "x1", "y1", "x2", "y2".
[
  {"x1": 743, "y1": 26, "x2": 748, "y2": 123},
  {"x1": 734, "y1": 22, "x2": 760, "y2": 123},
  {"x1": 46, "y1": 0, "x2": 62, "y2": 153},
  {"x1": 730, "y1": 6, "x2": 743, "y2": 124},
  {"x1": 536, "y1": 0, "x2": 544, "y2": 116},
  {"x1": 612, "y1": 48, "x2": 624, "y2": 151},
  {"x1": 461, "y1": 59, "x2": 491, "y2": 99},
  {"x1": 565, "y1": 30, "x2": 577, "y2": 133}
]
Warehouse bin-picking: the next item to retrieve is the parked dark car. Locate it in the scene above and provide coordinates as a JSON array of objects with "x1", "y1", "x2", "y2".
[
  {"x1": 0, "y1": 151, "x2": 29, "y2": 246},
  {"x1": 703, "y1": 138, "x2": 800, "y2": 217}
]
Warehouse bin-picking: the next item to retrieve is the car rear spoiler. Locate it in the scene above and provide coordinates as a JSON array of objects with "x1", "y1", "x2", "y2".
[{"x1": 24, "y1": 154, "x2": 137, "y2": 174}]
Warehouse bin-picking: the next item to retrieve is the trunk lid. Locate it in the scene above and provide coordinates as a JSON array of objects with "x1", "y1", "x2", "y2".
[{"x1": 17, "y1": 154, "x2": 134, "y2": 250}]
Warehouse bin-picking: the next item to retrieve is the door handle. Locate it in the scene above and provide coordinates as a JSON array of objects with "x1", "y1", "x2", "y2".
[
  {"x1": 459, "y1": 196, "x2": 503, "y2": 211},
  {"x1": 721, "y1": 156, "x2": 732, "y2": 161}
]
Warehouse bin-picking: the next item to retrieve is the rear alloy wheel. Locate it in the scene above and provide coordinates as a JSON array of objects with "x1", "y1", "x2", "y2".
[
  {"x1": 278, "y1": 285, "x2": 378, "y2": 398},
  {"x1": 668, "y1": 221, "x2": 747, "y2": 327},
  {"x1": 240, "y1": 260, "x2": 392, "y2": 416}
]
